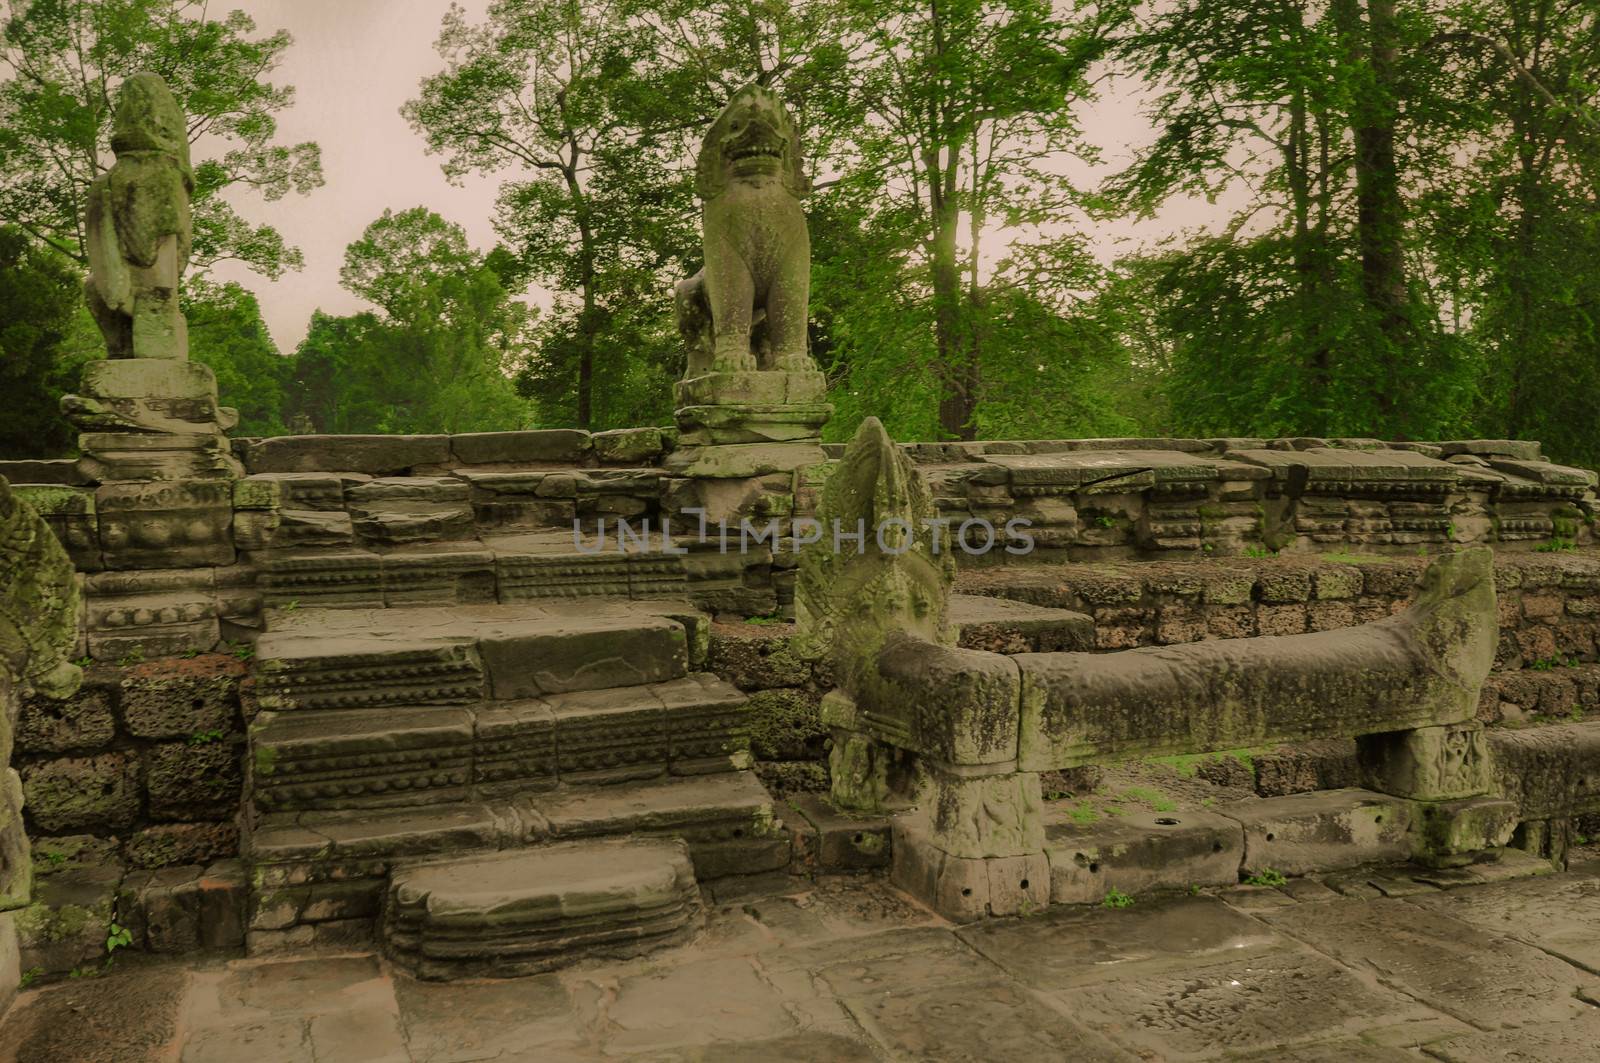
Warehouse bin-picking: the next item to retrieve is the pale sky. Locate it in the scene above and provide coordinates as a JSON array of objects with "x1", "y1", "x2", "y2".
[{"x1": 210, "y1": 1, "x2": 1225, "y2": 353}]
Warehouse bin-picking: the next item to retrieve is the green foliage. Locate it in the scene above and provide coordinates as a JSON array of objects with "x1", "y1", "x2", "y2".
[
  {"x1": 187, "y1": 729, "x2": 224, "y2": 746},
  {"x1": 1102, "y1": 887, "x2": 1135, "y2": 909},
  {"x1": 1244, "y1": 868, "x2": 1288, "y2": 888},
  {"x1": 185, "y1": 280, "x2": 291, "y2": 436},
  {"x1": 18, "y1": 966, "x2": 43, "y2": 988},
  {"x1": 105, "y1": 921, "x2": 132, "y2": 953},
  {"x1": 1535, "y1": 538, "x2": 1577, "y2": 553},
  {"x1": 0, "y1": 0, "x2": 322, "y2": 276},
  {"x1": 0, "y1": 227, "x2": 98, "y2": 457},
  {"x1": 285, "y1": 208, "x2": 530, "y2": 434}
]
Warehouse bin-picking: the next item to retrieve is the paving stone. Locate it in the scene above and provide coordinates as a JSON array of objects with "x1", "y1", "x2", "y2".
[
  {"x1": 218, "y1": 954, "x2": 387, "y2": 1015},
  {"x1": 394, "y1": 972, "x2": 583, "y2": 1062},
  {"x1": 783, "y1": 926, "x2": 996, "y2": 997},
  {"x1": 1407, "y1": 868, "x2": 1600, "y2": 974},
  {"x1": 957, "y1": 895, "x2": 1279, "y2": 988},
  {"x1": 181, "y1": 1018, "x2": 310, "y2": 1063},
  {"x1": 686, "y1": 1033, "x2": 881, "y2": 1062},
  {"x1": 1231, "y1": 1041, "x2": 1421, "y2": 1062},
  {"x1": 1258, "y1": 897, "x2": 1600, "y2": 1029},
  {"x1": 842, "y1": 977, "x2": 1132, "y2": 1062},
  {"x1": 308, "y1": 1004, "x2": 409, "y2": 1063},
  {"x1": 1062, "y1": 943, "x2": 1438, "y2": 1060},
  {"x1": 599, "y1": 955, "x2": 796, "y2": 1055},
  {"x1": 1422, "y1": 1008, "x2": 1600, "y2": 1061},
  {"x1": 0, "y1": 963, "x2": 188, "y2": 1063}
]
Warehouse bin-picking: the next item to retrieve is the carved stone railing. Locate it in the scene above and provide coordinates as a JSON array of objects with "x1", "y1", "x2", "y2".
[{"x1": 800, "y1": 420, "x2": 1519, "y2": 920}]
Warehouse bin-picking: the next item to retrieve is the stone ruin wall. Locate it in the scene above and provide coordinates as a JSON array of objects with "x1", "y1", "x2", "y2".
[{"x1": 3, "y1": 429, "x2": 1598, "y2": 877}]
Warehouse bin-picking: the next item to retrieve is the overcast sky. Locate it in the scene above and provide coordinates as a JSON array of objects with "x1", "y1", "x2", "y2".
[{"x1": 212, "y1": 1, "x2": 1221, "y2": 353}]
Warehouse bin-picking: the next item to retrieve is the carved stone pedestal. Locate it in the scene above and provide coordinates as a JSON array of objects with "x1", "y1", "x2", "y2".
[
  {"x1": 1357, "y1": 722, "x2": 1517, "y2": 866},
  {"x1": 65, "y1": 359, "x2": 240, "y2": 482},
  {"x1": 675, "y1": 370, "x2": 831, "y2": 447}
]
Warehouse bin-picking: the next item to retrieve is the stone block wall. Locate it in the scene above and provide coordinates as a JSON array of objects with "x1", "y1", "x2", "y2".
[{"x1": 14, "y1": 654, "x2": 245, "y2": 870}]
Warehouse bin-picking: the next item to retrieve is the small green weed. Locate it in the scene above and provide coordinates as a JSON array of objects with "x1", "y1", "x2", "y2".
[
  {"x1": 229, "y1": 641, "x2": 255, "y2": 662},
  {"x1": 116, "y1": 647, "x2": 145, "y2": 667},
  {"x1": 18, "y1": 967, "x2": 43, "y2": 989},
  {"x1": 281, "y1": 599, "x2": 300, "y2": 612},
  {"x1": 106, "y1": 922, "x2": 132, "y2": 953},
  {"x1": 180, "y1": 648, "x2": 201, "y2": 659},
  {"x1": 188, "y1": 729, "x2": 225, "y2": 746},
  {"x1": 1536, "y1": 538, "x2": 1577, "y2": 553},
  {"x1": 1122, "y1": 786, "x2": 1177, "y2": 813},
  {"x1": 1094, "y1": 515, "x2": 1116, "y2": 528},
  {"x1": 74, "y1": 655, "x2": 93, "y2": 668},
  {"x1": 1065, "y1": 803, "x2": 1098, "y2": 825},
  {"x1": 1244, "y1": 868, "x2": 1288, "y2": 887},
  {"x1": 1102, "y1": 888, "x2": 1135, "y2": 909},
  {"x1": 1244, "y1": 545, "x2": 1274, "y2": 559}
]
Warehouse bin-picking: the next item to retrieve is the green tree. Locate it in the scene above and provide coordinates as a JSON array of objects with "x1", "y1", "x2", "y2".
[
  {"x1": 405, "y1": 0, "x2": 681, "y2": 428},
  {"x1": 817, "y1": 0, "x2": 1123, "y2": 440},
  {"x1": 184, "y1": 280, "x2": 290, "y2": 437},
  {"x1": 0, "y1": 225, "x2": 96, "y2": 456},
  {"x1": 0, "y1": 0, "x2": 322, "y2": 276},
  {"x1": 286, "y1": 209, "x2": 531, "y2": 435}
]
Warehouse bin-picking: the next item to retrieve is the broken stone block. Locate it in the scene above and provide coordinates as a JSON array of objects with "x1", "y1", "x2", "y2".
[
  {"x1": 22, "y1": 752, "x2": 141, "y2": 832},
  {"x1": 14, "y1": 856, "x2": 120, "y2": 977},
  {"x1": 380, "y1": 548, "x2": 496, "y2": 606},
  {"x1": 1045, "y1": 808, "x2": 1243, "y2": 904},
  {"x1": 65, "y1": 359, "x2": 231, "y2": 434},
  {"x1": 592, "y1": 427, "x2": 666, "y2": 464},
  {"x1": 117, "y1": 860, "x2": 244, "y2": 952},
  {"x1": 78, "y1": 430, "x2": 241, "y2": 482},
  {"x1": 383, "y1": 838, "x2": 701, "y2": 980},
  {"x1": 787, "y1": 793, "x2": 890, "y2": 871},
  {"x1": 347, "y1": 476, "x2": 474, "y2": 545},
  {"x1": 1412, "y1": 796, "x2": 1519, "y2": 866}
]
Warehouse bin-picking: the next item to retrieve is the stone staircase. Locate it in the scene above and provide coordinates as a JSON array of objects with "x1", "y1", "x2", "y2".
[{"x1": 239, "y1": 598, "x2": 786, "y2": 978}]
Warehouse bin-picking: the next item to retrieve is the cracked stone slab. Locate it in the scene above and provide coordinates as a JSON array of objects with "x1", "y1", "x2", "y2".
[
  {"x1": 1060, "y1": 943, "x2": 1441, "y2": 1060},
  {"x1": 595, "y1": 955, "x2": 797, "y2": 1055},
  {"x1": 1421, "y1": 1008, "x2": 1600, "y2": 1062},
  {"x1": 1406, "y1": 867, "x2": 1600, "y2": 974},
  {"x1": 1257, "y1": 897, "x2": 1600, "y2": 1029},
  {"x1": 841, "y1": 977, "x2": 1134, "y2": 1062}
]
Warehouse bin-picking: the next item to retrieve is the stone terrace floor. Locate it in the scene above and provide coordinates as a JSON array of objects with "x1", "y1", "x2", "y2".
[{"x1": 3, "y1": 851, "x2": 1599, "y2": 1062}]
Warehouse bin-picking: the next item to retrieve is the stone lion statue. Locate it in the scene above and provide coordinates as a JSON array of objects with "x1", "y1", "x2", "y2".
[
  {"x1": 84, "y1": 71, "x2": 194, "y2": 360},
  {"x1": 676, "y1": 83, "x2": 813, "y2": 378}
]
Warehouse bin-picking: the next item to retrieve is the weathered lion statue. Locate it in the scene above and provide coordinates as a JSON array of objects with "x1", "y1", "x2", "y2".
[
  {"x1": 676, "y1": 83, "x2": 813, "y2": 378},
  {"x1": 84, "y1": 71, "x2": 194, "y2": 361}
]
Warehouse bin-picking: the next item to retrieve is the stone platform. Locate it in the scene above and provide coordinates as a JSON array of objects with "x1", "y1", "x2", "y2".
[{"x1": 1, "y1": 852, "x2": 1596, "y2": 1061}]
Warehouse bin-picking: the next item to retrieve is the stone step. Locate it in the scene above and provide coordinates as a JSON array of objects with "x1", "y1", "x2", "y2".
[
  {"x1": 249, "y1": 674, "x2": 750, "y2": 812},
  {"x1": 246, "y1": 770, "x2": 786, "y2": 894},
  {"x1": 383, "y1": 838, "x2": 701, "y2": 980},
  {"x1": 252, "y1": 602, "x2": 698, "y2": 710}
]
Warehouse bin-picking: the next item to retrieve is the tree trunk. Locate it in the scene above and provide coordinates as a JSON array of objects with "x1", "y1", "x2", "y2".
[{"x1": 1352, "y1": 0, "x2": 1411, "y2": 406}]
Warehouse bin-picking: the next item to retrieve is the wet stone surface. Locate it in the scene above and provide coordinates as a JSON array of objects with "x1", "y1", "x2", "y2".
[{"x1": 0, "y1": 860, "x2": 1597, "y2": 1061}]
